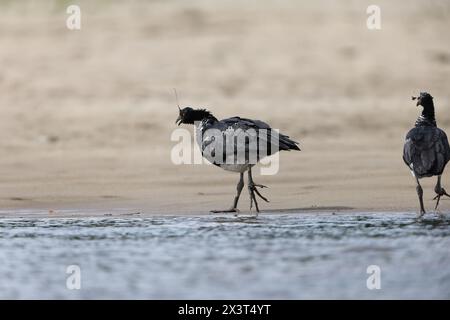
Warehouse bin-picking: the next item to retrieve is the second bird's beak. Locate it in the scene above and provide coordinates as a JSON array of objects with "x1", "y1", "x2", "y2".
[{"x1": 176, "y1": 116, "x2": 182, "y2": 126}]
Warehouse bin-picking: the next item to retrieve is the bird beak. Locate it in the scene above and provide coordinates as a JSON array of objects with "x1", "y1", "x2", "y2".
[
  {"x1": 412, "y1": 96, "x2": 420, "y2": 106},
  {"x1": 175, "y1": 115, "x2": 182, "y2": 126}
]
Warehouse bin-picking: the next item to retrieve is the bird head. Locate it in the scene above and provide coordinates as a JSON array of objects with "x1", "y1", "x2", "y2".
[
  {"x1": 175, "y1": 106, "x2": 194, "y2": 126},
  {"x1": 412, "y1": 92, "x2": 433, "y2": 107},
  {"x1": 175, "y1": 107, "x2": 214, "y2": 125},
  {"x1": 173, "y1": 89, "x2": 215, "y2": 125}
]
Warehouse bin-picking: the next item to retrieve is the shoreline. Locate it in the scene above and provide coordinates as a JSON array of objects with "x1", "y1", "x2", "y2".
[{"x1": 0, "y1": 206, "x2": 424, "y2": 219}]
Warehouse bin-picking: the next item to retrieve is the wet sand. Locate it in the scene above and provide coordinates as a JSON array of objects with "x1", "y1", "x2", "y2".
[{"x1": 1, "y1": 1, "x2": 450, "y2": 217}]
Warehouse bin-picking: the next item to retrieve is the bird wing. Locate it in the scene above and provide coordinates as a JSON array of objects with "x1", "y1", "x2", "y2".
[
  {"x1": 221, "y1": 117, "x2": 300, "y2": 152},
  {"x1": 200, "y1": 116, "x2": 299, "y2": 166},
  {"x1": 403, "y1": 126, "x2": 450, "y2": 177}
]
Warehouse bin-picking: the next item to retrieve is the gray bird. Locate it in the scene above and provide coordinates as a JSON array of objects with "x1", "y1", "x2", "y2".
[
  {"x1": 403, "y1": 92, "x2": 450, "y2": 216},
  {"x1": 176, "y1": 107, "x2": 300, "y2": 214}
]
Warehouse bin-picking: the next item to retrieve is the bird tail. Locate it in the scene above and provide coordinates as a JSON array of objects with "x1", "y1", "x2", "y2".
[{"x1": 279, "y1": 133, "x2": 301, "y2": 151}]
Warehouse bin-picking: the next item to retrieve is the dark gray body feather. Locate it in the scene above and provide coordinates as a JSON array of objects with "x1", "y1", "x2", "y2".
[
  {"x1": 197, "y1": 116, "x2": 300, "y2": 172},
  {"x1": 403, "y1": 124, "x2": 450, "y2": 178},
  {"x1": 218, "y1": 117, "x2": 300, "y2": 152}
]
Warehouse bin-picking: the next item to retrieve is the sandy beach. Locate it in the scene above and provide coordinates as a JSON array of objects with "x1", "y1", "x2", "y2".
[
  {"x1": 1, "y1": 0, "x2": 450, "y2": 217},
  {"x1": 2, "y1": 1, "x2": 450, "y2": 301}
]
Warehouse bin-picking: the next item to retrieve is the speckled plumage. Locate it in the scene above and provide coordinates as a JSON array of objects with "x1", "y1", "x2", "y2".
[{"x1": 196, "y1": 115, "x2": 300, "y2": 172}]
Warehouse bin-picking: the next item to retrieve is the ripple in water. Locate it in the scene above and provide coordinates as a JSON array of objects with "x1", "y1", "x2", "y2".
[{"x1": 0, "y1": 212, "x2": 449, "y2": 299}]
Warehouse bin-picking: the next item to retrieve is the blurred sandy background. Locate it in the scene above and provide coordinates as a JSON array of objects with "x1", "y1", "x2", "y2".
[{"x1": 0, "y1": 0, "x2": 449, "y2": 216}]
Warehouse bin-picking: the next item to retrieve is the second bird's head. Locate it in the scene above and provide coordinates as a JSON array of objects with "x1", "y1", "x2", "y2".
[
  {"x1": 175, "y1": 107, "x2": 214, "y2": 126},
  {"x1": 412, "y1": 92, "x2": 433, "y2": 107}
]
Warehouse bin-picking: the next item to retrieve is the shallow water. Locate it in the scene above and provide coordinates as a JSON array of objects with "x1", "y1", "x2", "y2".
[{"x1": 0, "y1": 212, "x2": 449, "y2": 299}]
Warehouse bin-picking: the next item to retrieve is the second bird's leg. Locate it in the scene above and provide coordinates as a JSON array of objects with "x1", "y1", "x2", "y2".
[
  {"x1": 415, "y1": 177, "x2": 426, "y2": 218},
  {"x1": 211, "y1": 172, "x2": 244, "y2": 214},
  {"x1": 433, "y1": 175, "x2": 450, "y2": 212},
  {"x1": 247, "y1": 167, "x2": 269, "y2": 214}
]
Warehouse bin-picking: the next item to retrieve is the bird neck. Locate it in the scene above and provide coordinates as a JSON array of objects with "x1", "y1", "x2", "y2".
[
  {"x1": 191, "y1": 109, "x2": 218, "y2": 123},
  {"x1": 421, "y1": 102, "x2": 435, "y2": 121},
  {"x1": 416, "y1": 102, "x2": 436, "y2": 127}
]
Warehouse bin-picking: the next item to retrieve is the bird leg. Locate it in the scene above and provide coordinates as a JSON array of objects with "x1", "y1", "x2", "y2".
[
  {"x1": 415, "y1": 177, "x2": 426, "y2": 218},
  {"x1": 211, "y1": 172, "x2": 244, "y2": 214},
  {"x1": 247, "y1": 167, "x2": 269, "y2": 215},
  {"x1": 433, "y1": 175, "x2": 450, "y2": 213}
]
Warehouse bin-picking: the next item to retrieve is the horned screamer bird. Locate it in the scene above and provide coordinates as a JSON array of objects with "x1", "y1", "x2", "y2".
[
  {"x1": 176, "y1": 106, "x2": 300, "y2": 214},
  {"x1": 403, "y1": 92, "x2": 450, "y2": 216}
]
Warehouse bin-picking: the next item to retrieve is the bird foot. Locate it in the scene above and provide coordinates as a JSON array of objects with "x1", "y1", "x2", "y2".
[
  {"x1": 248, "y1": 183, "x2": 269, "y2": 214},
  {"x1": 416, "y1": 210, "x2": 426, "y2": 219},
  {"x1": 434, "y1": 209, "x2": 445, "y2": 218},
  {"x1": 433, "y1": 188, "x2": 450, "y2": 210},
  {"x1": 252, "y1": 184, "x2": 268, "y2": 189}
]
